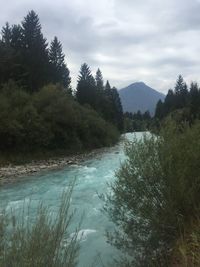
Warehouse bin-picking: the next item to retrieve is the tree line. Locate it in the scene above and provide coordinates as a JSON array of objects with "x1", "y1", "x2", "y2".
[
  {"x1": 0, "y1": 10, "x2": 123, "y2": 162},
  {"x1": 155, "y1": 75, "x2": 200, "y2": 123},
  {"x1": 124, "y1": 110, "x2": 151, "y2": 132}
]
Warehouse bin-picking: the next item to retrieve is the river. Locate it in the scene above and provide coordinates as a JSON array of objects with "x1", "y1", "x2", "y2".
[{"x1": 0, "y1": 132, "x2": 143, "y2": 267}]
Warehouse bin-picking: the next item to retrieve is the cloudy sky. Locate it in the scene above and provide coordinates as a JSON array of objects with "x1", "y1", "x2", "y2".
[{"x1": 1, "y1": 0, "x2": 200, "y2": 93}]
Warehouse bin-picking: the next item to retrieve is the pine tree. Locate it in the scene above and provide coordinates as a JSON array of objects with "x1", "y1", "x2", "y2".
[
  {"x1": 95, "y1": 68, "x2": 104, "y2": 91},
  {"x1": 105, "y1": 80, "x2": 111, "y2": 92},
  {"x1": 175, "y1": 75, "x2": 185, "y2": 95},
  {"x1": 76, "y1": 63, "x2": 96, "y2": 107},
  {"x1": 155, "y1": 100, "x2": 164, "y2": 119},
  {"x1": 190, "y1": 82, "x2": 200, "y2": 119},
  {"x1": 174, "y1": 75, "x2": 188, "y2": 108},
  {"x1": 0, "y1": 23, "x2": 17, "y2": 84},
  {"x1": 10, "y1": 25, "x2": 23, "y2": 49},
  {"x1": 49, "y1": 36, "x2": 71, "y2": 89},
  {"x1": 111, "y1": 87, "x2": 124, "y2": 131},
  {"x1": 21, "y1": 10, "x2": 49, "y2": 91},
  {"x1": 1, "y1": 23, "x2": 12, "y2": 45}
]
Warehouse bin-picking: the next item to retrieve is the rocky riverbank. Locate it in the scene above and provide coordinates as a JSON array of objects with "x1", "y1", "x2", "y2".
[{"x1": 0, "y1": 148, "x2": 108, "y2": 186}]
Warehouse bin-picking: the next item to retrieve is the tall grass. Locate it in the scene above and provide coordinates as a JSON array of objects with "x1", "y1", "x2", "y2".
[{"x1": 0, "y1": 181, "x2": 79, "y2": 267}]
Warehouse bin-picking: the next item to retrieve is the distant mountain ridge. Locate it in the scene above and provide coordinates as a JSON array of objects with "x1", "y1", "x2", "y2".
[{"x1": 119, "y1": 82, "x2": 165, "y2": 115}]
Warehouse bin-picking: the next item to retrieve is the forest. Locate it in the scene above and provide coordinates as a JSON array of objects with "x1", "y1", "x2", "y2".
[{"x1": 0, "y1": 10, "x2": 123, "y2": 163}]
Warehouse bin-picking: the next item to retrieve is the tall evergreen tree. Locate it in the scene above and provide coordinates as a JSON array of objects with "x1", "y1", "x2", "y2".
[
  {"x1": 49, "y1": 36, "x2": 71, "y2": 89},
  {"x1": 110, "y1": 87, "x2": 124, "y2": 131},
  {"x1": 95, "y1": 68, "x2": 104, "y2": 91},
  {"x1": 10, "y1": 25, "x2": 23, "y2": 49},
  {"x1": 189, "y1": 82, "x2": 200, "y2": 118},
  {"x1": 155, "y1": 99, "x2": 164, "y2": 119},
  {"x1": 174, "y1": 75, "x2": 188, "y2": 108},
  {"x1": 21, "y1": 10, "x2": 49, "y2": 91},
  {"x1": 105, "y1": 80, "x2": 111, "y2": 92},
  {"x1": 175, "y1": 75, "x2": 185, "y2": 95},
  {"x1": 76, "y1": 63, "x2": 96, "y2": 107},
  {"x1": 0, "y1": 23, "x2": 17, "y2": 84},
  {"x1": 1, "y1": 22, "x2": 12, "y2": 45}
]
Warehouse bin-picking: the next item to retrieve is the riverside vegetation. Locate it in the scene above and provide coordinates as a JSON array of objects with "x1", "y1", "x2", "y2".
[
  {"x1": 105, "y1": 76, "x2": 200, "y2": 266},
  {"x1": 0, "y1": 10, "x2": 123, "y2": 165},
  {"x1": 0, "y1": 10, "x2": 200, "y2": 267}
]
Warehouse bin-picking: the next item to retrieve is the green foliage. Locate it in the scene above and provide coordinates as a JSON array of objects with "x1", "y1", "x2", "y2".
[
  {"x1": 49, "y1": 36, "x2": 71, "y2": 89},
  {"x1": 0, "y1": 82, "x2": 119, "y2": 160},
  {"x1": 0, "y1": 11, "x2": 70, "y2": 92},
  {"x1": 105, "y1": 120, "x2": 200, "y2": 266},
  {"x1": 0, "y1": 183, "x2": 79, "y2": 267},
  {"x1": 155, "y1": 75, "x2": 200, "y2": 123},
  {"x1": 76, "y1": 65, "x2": 124, "y2": 132},
  {"x1": 76, "y1": 63, "x2": 96, "y2": 107},
  {"x1": 124, "y1": 111, "x2": 152, "y2": 132}
]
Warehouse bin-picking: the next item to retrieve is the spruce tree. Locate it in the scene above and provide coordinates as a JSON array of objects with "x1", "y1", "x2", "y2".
[
  {"x1": 49, "y1": 36, "x2": 71, "y2": 89},
  {"x1": 0, "y1": 23, "x2": 17, "y2": 84},
  {"x1": 111, "y1": 87, "x2": 124, "y2": 131},
  {"x1": 174, "y1": 75, "x2": 188, "y2": 108},
  {"x1": 190, "y1": 82, "x2": 200, "y2": 118},
  {"x1": 21, "y1": 10, "x2": 49, "y2": 91},
  {"x1": 76, "y1": 63, "x2": 96, "y2": 107},
  {"x1": 155, "y1": 100, "x2": 164, "y2": 119},
  {"x1": 10, "y1": 25, "x2": 23, "y2": 49},
  {"x1": 1, "y1": 23, "x2": 12, "y2": 45},
  {"x1": 95, "y1": 68, "x2": 104, "y2": 91},
  {"x1": 105, "y1": 80, "x2": 111, "y2": 92}
]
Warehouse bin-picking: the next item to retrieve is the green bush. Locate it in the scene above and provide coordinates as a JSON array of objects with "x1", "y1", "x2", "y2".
[
  {"x1": 105, "y1": 120, "x2": 200, "y2": 266},
  {"x1": 0, "y1": 81, "x2": 119, "y2": 162}
]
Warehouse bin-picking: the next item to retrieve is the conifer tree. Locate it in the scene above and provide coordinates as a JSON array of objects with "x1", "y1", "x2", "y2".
[
  {"x1": 0, "y1": 23, "x2": 17, "y2": 84},
  {"x1": 190, "y1": 82, "x2": 200, "y2": 118},
  {"x1": 155, "y1": 99, "x2": 164, "y2": 119},
  {"x1": 21, "y1": 10, "x2": 49, "y2": 91},
  {"x1": 10, "y1": 25, "x2": 23, "y2": 49},
  {"x1": 1, "y1": 22, "x2": 12, "y2": 45},
  {"x1": 105, "y1": 80, "x2": 111, "y2": 92},
  {"x1": 76, "y1": 63, "x2": 96, "y2": 107},
  {"x1": 49, "y1": 36, "x2": 71, "y2": 89},
  {"x1": 95, "y1": 68, "x2": 104, "y2": 91}
]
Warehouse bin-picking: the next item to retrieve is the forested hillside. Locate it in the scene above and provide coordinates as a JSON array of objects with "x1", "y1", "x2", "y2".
[{"x1": 0, "y1": 11, "x2": 124, "y2": 163}]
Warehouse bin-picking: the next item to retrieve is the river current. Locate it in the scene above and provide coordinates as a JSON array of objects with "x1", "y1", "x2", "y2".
[{"x1": 0, "y1": 132, "x2": 143, "y2": 266}]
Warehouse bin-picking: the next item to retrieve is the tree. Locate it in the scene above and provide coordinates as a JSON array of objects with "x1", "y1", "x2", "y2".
[
  {"x1": 0, "y1": 24, "x2": 18, "y2": 84},
  {"x1": 105, "y1": 80, "x2": 111, "y2": 92},
  {"x1": 155, "y1": 99, "x2": 164, "y2": 119},
  {"x1": 21, "y1": 10, "x2": 50, "y2": 91},
  {"x1": 10, "y1": 24, "x2": 23, "y2": 50},
  {"x1": 110, "y1": 87, "x2": 124, "y2": 131},
  {"x1": 174, "y1": 75, "x2": 188, "y2": 108},
  {"x1": 189, "y1": 82, "x2": 200, "y2": 119},
  {"x1": 49, "y1": 37, "x2": 71, "y2": 89},
  {"x1": 95, "y1": 68, "x2": 104, "y2": 91},
  {"x1": 76, "y1": 63, "x2": 97, "y2": 108},
  {"x1": 1, "y1": 22, "x2": 12, "y2": 45}
]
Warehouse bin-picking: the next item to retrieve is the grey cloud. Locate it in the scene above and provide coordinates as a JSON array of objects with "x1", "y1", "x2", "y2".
[{"x1": 1, "y1": 0, "x2": 200, "y2": 93}]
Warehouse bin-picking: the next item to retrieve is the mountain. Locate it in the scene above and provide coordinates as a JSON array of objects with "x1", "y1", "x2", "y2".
[{"x1": 119, "y1": 82, "x2": 165, "y2": 115}]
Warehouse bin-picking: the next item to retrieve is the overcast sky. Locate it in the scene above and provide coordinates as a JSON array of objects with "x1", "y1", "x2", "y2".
[{"x1": 1, "y1": 0, "x2": 200, "y2": 93}]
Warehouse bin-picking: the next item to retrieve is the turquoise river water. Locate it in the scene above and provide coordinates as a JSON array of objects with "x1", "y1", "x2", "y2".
[{"x1": 0, "y1": 132, "x2": 143, "y2": 266}]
